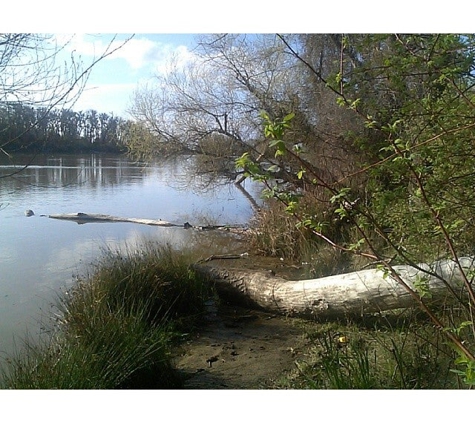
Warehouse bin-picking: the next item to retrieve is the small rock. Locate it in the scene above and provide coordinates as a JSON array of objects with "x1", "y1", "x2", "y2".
[{"x1": 206, "y1": 356, "x2": 219, "y2": 367}]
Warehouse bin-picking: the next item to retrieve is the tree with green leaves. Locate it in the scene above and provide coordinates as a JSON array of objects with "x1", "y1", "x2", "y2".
[
  {"x1": 126, "y1": 34, "x2": 475, "y2": 384},
  {"x1": 237, "y1": 34, "x2": 475, "y2": 384}
]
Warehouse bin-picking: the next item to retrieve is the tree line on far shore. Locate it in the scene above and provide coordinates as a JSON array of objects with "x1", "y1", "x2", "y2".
[
  {"x1": 0, "y1": 102, "x2": 148, "y2": 154},
  {"x1": 0, "y1": 34, "x2": 138, "y2": 156}
]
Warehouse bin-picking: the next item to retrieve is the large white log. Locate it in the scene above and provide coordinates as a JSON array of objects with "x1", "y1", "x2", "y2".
[{"x1": 194, "y1": 257, "x2": 475, "y2": 318}]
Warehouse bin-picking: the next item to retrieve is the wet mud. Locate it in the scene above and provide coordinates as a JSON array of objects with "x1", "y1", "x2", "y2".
[{"x1": 174, "y1": 303, "x2": 309, "y2": 389}]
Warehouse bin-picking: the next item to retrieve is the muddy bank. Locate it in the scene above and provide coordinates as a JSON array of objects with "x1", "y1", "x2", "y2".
[
  {"x1": 173, "y1": 244, "x2": 315, "y2": 389},
  {"x1": 173, "y1": 303, "x2": 310, "y2": 389}
]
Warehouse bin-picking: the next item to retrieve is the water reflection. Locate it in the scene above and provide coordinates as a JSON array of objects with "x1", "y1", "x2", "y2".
[
  {"x1": 0, "y1": 154, "x2": 150, "y2": 190},
  {"x1": 0, "y1": 153, "x2": 261, "y2": 357}
]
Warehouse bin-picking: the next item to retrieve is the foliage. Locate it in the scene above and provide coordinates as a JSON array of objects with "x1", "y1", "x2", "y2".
[{"x1": 236, "y1": 34, "x2": 475, "y2": 385}]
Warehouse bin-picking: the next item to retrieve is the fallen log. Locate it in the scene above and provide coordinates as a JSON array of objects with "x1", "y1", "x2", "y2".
[
  {"x1": 47, "y1": 213, "x2": 180, "y2": 227},
  {"x1": 193, "y1": 257, "x2": 475, "y2": 319},
  {"x1": 45, "y1": 212, "x2": 246, "y2": 231}
]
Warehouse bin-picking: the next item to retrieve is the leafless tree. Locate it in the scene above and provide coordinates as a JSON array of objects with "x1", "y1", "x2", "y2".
[
  {"x1": 128, "y1": 34, "x2": 363, "y2": 189},
  {"x1": 129, "y1": 35, "x2": 296, "y2": 154}
]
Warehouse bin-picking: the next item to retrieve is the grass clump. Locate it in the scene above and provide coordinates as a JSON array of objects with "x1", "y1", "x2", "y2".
[
  {"x1": 272, "y1": 314, "x2": 465, "y2": 389},
  {"x1": 247, "y1": 200, "x2": 363, "y2": 277},
  {"x1": 0, "y1": 242, "x2": 212, "y2": 389},
  {"x1": 2, "y1": 309, "x2": 177, "y2": 389},
  {"x1": 62, "y1": 241, "x2": 211, "y2": 332}
]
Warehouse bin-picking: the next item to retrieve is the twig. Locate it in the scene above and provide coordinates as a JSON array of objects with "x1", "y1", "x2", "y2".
[{"x1": 198, "y1": 254, "x2": 244, "y2": 263}]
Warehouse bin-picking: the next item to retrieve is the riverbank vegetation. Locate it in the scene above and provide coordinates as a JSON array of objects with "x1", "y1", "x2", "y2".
[
  {"x1": 1, "y1": 239, "x2": 472, "y2": 389},
  {"x1": 2, "y1": 33, "x2": 475, "y2": 389},
  {"x1": 0, "y1": 242, "x2": 212, "y2": 389},
  {"x1": 127, "y1": 34, "x2": 475, "y2": 387},
  {"x1": 271, "y1": 314, "x2": 466, "y2": 389}
]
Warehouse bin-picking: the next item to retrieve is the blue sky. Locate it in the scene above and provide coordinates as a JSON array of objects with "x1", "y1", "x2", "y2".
[
  {"x1": 57, "y1": 33, "x2": 201, "y2": 118},
  {"x1": 6, "y1": 1, "x2": 471, "y2": 121}
]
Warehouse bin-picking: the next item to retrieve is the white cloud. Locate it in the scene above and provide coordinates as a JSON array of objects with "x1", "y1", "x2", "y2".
[
  {"x1": 72, "y1": 83, "x2": 137, "y2": 116},
  {"x1": 152, "y1": 44, "x2": 199, "y2": 75},
  {"x1": 54, "y1": 34, "x2": 197, "y2": 73},
  {"x1": 51, "y1": 34, "x2": 201, "y2": 116},
  {"x1": 104, "y1": 36, "x2": 159, "y2": 70}
]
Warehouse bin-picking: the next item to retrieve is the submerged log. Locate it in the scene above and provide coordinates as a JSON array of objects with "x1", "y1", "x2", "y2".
[
  {"x1": 46, "y1": 212, "x2": 247, "y2": 231},
  {"x1": 193, "y1": 257, "x2": 475, "y2": 319},
  {"x1": 47, "y1": 213, "x2": 180, "y2": 227}
]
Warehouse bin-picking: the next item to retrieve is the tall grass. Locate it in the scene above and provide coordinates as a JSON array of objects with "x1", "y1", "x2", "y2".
[
  {"x1": 273, "y1": 313, "x2": 464, "y2": 389},
  {"x1": 248, "y1": 200, "x2": 363, "y2": 277},
  {"x1": 61, "y1": 241, "x2": 211, "y2": 331},
  {"x1": 2, "y1": 309, "x2": 178, "y2": 389},
  {"x1": 248, "y1": 200, "x2": 316, "y2": 261},
  {"x1": 0, "y1": 242, "x2": 212, "y2": 389}
]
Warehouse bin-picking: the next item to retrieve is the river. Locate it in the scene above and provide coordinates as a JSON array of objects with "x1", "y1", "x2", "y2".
[{"x1": 0, "y1": 153, "x2": 260, "y2": 357}]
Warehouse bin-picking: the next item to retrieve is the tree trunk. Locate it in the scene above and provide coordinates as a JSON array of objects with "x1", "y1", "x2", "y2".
[{"x1": 193, "y1": 257, "x2": 475, "y2": 319}]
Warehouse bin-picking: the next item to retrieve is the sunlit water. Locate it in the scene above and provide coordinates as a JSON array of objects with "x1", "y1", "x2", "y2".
[{"x1": 0, "y1": 154, "x2": 260, "y2": 357}]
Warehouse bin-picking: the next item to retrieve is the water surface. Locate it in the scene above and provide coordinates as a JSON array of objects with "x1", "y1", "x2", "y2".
[{"x1": 0, "y1": 154, "x2": 259, "y2": 356}]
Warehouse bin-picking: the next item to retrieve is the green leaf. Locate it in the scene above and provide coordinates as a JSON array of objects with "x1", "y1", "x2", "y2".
[
  {"x1": 335, "y1": 207, "x2": 348, "y2": 218},
  {"x1": 336, "y1": 97, "x2": 346, "y2": 107},
  {"x1": 260, "y1": 110, "x2": 270, "y2": 121},
  {"x1": 285, "y1": 201, "x2": 298, "y2": 213},
  {"x1": 348, "y1": 238, "x2": 365, "y2": 251},
  {"x1": 283, "y1": 112, "x2": 295, "y2": 122},
  {"x1": 349, "y1": 98, "x2": 360, "y2": 110},
  {"x1": 269, "y1": 139, "x2": 285, "y2": 149},
  {"x1": 330, "y1": 188, "x2": 351, "y2": 204},
  {"x1": 235, "y1": 152, "x2": 250, "y2": 170},
  {"x1": 413, "y1": 275, "x2": 432, "y2": 299},
  {"x1": 267, "y1": 164, "x2": 280, "y2": 173}
]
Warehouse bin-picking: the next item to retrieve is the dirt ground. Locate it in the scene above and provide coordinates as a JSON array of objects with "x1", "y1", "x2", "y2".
[
  {"x1": 173, "y1": 303, "x2": 310, "y2": 389},
  {"x1": 173, "y1": 251, "x2": 313, "y2": 389}
]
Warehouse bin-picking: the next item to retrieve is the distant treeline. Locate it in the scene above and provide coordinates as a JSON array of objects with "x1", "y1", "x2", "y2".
[{"x1": 0, "y1": 102, "x2": 136, "y2": 153}]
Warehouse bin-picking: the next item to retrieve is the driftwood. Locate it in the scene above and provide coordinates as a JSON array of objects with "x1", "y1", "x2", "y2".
[
  {"x1": 47, "y1": 213, "x2": 180, "y2": 227},
  {"x1": 193, "y1": 257, "x2": 475, "y2": 319},
  {"x1": 45, "y1": 212, "x2": 245, "y2": 231}
]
